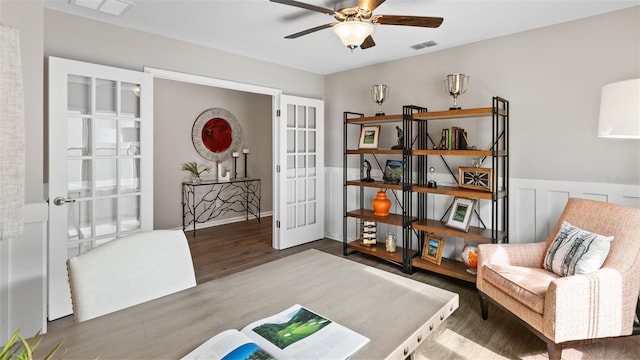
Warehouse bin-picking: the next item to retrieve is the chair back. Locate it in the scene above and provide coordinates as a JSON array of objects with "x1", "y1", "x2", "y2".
[
  {"x1": 67, "y1": 230, "x2": 196, "y2": 322},
  {"x1": 546, "y1": 198, "x2": 640, "y2": 273}
]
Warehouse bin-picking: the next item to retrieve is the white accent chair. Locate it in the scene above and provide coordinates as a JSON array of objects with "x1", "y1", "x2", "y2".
[{"x1": 67, "y1": 230, "x2": 197, "y2": 322}]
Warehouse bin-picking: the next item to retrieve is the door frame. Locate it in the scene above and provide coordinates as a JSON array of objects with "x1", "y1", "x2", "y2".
[{"x1": 143, "y1": 68, "x2": 285, "y2": 248}]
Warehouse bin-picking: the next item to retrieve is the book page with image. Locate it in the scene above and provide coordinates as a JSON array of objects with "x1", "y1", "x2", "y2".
[
  {"x1": 241, "y1": 304, "x2": 370, "y2": 360},
  {"x1": 181, "y1": 329, "x2": 274, "y2": 360}
]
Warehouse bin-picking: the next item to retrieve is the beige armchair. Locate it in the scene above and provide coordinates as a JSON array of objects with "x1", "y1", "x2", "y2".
[{"x1": 477, "y1": 198, "x2": 640, "y2": 360}]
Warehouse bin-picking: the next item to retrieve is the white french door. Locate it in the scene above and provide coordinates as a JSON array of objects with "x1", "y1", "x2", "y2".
[
  {"x1": 275, "y1": 95, "x2": 324, "y2": 249},
  {"x1": 47, "y1": 57, "x2": 153, "y2": 320}
]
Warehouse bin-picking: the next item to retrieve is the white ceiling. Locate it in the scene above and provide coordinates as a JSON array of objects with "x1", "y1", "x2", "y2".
[{"x1": 43, "y1": 0, "x2": 639, "y2": 75}]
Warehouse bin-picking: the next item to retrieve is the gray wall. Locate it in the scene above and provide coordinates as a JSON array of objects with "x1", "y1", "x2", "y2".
[
  {"x1": 154, "y1": 79, "x2": 272, "y2": 229},
  {"x1": 326, "y1": 7, "x2": 640, "y2": 185}
]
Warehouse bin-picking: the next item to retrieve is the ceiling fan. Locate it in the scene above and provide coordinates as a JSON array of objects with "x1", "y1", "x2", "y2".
[{"x1": 270, "y1": 0, "x2": 444, "y2": 50}]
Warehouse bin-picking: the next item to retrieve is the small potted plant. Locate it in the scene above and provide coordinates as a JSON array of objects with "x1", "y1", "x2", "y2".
[{"x1": 182, "y1": 161, "x2": 212, "y2": 183}]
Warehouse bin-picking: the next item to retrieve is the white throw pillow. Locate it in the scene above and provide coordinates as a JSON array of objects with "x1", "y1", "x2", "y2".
[{"x1": 543, "y1": 221, "x2": 614, "y2": 276}]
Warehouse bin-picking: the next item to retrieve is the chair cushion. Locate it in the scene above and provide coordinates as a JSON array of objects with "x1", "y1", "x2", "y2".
[
  {"x1": 543, "y1": 221, "x2": 613, "y2": 276},
  {"x1": 483, "y1": 264, "x2": 559, "y2": 314}
]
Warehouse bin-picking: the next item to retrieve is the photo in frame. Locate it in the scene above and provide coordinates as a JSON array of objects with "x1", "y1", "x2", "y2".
[
  {"x1": 358, "y1": 125, "x2": 381, "y2": 149},
  {"x1": 458, "y1": 167, "x2": 493, "y2": 192},
  {"x1": 445, "y1": 197, "x2": 476, "y2": 232},
  {"x1": 383, "y1": 159, "x2": 403, "y2": 184},
  {"x1": 421, "y1": 234, "x2": 444, "y2": 265}
]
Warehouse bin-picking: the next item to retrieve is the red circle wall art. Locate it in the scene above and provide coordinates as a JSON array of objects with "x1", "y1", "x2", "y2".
[{"x1": 192, "y1": 108, "x2": 243, "y2": 162}]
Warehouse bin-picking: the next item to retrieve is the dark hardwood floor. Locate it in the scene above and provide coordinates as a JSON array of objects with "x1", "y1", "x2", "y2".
[{"x1": 50, "y1": 216, "x2": 640, "y2": 359}]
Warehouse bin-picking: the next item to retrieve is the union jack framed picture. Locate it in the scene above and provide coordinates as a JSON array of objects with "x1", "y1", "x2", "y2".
[{"x1": 458, "y1": 167, "x2": 493, "y2": 192}]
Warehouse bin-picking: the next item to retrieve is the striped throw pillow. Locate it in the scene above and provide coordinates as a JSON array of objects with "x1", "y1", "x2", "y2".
[{"x1": 544, "y1": 221, "x2": 613, "y2": 276}]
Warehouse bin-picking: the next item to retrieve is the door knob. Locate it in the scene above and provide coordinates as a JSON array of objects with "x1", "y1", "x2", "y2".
[{"x1": 52, "y1": 197, "x2": 76, "y2": 206}]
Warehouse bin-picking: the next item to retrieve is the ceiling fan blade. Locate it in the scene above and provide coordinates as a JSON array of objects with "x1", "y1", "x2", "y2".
[
  {"x1": 375, "y1": 15, "x2": 444, "y2": 28},
  {"x1": 358, "y1": 0, "x2": 386, "y2": 12},
  {"x1": 270, "y1": 0, "x2": 335, "y2": 15},
  {"x1": 284, "y1": 23, "x2": 336, "y2": 39},
  {"x1": 360, "y1": 35, "x2": 376, "y2": 49}
]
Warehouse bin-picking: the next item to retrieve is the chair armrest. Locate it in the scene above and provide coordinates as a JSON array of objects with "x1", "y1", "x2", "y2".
[
  {"x1": 544, "y1": 268, "x2": 630, "y2": 343},
  {"x1": 478, "y1": 242, "x2": 547, "y2": 268}
]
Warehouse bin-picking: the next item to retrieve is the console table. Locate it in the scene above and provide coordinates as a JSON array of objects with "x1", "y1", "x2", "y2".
[{"x1": 182, "y1": 178, "x2": 261, "y2": 236}]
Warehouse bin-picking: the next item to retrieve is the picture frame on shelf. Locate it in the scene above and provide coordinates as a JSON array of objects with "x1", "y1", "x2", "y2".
[
  {"x1": 421, "y1": 233, "x2": 444, "y2": 265},
  {"x1": 458, "y1": 167, "x2": 493, "y2": 192},
  {"x1": 358, "y1": 125, "x2": 381, "y2": 149},
  {"x1": 383, "y1": 159, "x2": 403, "y2": 184},
  {"x1": 445, "y1": 197, "x2": 476, "y2": 232}
]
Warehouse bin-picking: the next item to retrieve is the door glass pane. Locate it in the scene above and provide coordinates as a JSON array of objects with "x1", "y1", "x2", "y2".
[
  {"x1": 308, "y1": 130, "x2": 316, "y2": 153},
  {"x1": 287, "y1": 130, "x2": 295, "y2": 153},
  {"x1": 287, "y1": 155, "x2": 295, "y2": 179},
  {"x1": 308, "y1": 155, "x2": 316, "y2": 177},
  {"x1": 120, "y1": 120, "x2": 140, "y2": 155},
  {"x1": 286, "y1": 204, "x2": 295, "y2": 230},
  {"x1": 67, "y1": 117, "x2": 91, "y2": 156},
  {"x1": 308, "y1": 107, "x2": 316, "y2": 129},
  {"x1": 297, "y1": 106, "x2": 306, "y2": 128},
  {"x1": 308, "y1": 179, "x2": 316, "y2": 200},
  {"x1": 119, "y1": 158, "x2": 140, "y2": 193},
  {"x1": 297, "y1": 155, "x2": 306, "y2": 178},
  {"x1": 68, "y1": 159, "x2": 92, "y2": 198},
  {"x1": 95, "y1": 197, "x2": 117, "y2": 236},
  {"x1": 96, "y1": 78, "x2": 117, "y2": 115},
  {"x1": 67, "y1": 200, "x2": 92, "y2": 240},
  {"x1": 296, "y1": 179, "x2": 306, "y2": 202},
  {"x1": 121, "y1": 82, "x2": 140, "y2": 118},
  {"x1": 95, "y1": 118, "x2": 117, "y2": 156},
  {"x1": 95, "y1": 158, "x2": 117, "y2": 196},
  {"x1": 67, "y1": 75, "x2": 91, "y2": 114},
  {"x1": 307, "y1": 203, "x2": 316, "y2": 225},
  {"x1": 120, "y1": 195, "x2": 140, "y2": 232},
  {"x1": 287, "y1": 104, "x2": 296, "y2": 128},
  {"x1": 296, "y1": 204, "x2": 306, "y2": 227},
  {"x1": 286, "y1": 180, "x2": 295, "y2": 204},
  {"x1": 297, "y1": 130, "x2": 306, "y2": 152}
]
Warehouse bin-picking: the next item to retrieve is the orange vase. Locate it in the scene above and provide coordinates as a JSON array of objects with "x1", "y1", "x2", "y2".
[{"x1": 372, "y1": 190, "x2": 391, "y2": 217}]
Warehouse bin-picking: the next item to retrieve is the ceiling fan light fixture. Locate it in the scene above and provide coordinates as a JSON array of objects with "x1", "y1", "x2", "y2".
[{"x1": 333, "y1": 21, "x2": 373, "y2": 49}]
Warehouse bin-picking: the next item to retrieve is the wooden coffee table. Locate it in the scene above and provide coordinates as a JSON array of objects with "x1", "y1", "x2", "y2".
[{"x1": 38, "y1": 249, "x2": 458, "y2": 359}]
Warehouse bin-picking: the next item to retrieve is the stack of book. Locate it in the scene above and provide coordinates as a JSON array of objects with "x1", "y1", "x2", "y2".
[{"x1": 440, "y1": 127, "x2": 468, "y2": 150}]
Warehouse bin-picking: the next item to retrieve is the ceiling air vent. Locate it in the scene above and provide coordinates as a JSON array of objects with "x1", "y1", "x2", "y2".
[{"x1": 411, "y1": 41, "x2": 438, "y2": 50}]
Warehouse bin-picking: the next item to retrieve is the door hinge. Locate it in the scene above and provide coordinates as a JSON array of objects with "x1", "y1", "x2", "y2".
[
  {"x1": 276, "y1": 165, "x2": 280, "y2": 173},
  {"x1": 276, "y1": 220, "x2": 281, "y2": 228},
  {"x1": 276, "y1": 109, "x2": 281, "y2": 117}
]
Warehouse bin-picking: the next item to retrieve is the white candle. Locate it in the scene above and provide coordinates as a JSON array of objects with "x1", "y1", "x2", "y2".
[
  {"x1": 232, "y1": 152, "x2": 239, "y2": 158},
  {"x1": 242, "y1": 148, "x2": 250, "y2": 154}
]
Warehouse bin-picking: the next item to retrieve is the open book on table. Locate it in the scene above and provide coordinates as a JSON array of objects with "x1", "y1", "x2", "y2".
[{"x1": 182, "y1": 304, "x2": 370, "y2": 360}]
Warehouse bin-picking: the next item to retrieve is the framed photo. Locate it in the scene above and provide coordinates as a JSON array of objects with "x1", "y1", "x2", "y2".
[
  {"x1": 445, "y1": 197, "x2": 476, "y2": 232},
  {"x1": 421, "y1": 234, "x2": 444, "y2": 265},
  {"x1": 358, "y1": 125, "x2": 381, "y2": 149},
  {"x1": 458, "y1": 167, "x2": 493, "y2": 192},
  {"x1": 383, "y1": 159, "x2": 403, "y2": 184}
]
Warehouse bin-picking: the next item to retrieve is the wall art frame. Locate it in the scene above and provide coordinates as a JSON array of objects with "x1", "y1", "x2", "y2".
[
  {"x1": 445, "y1": 197, "x2": 476, "y2": 232},
  {"x1": 192, "y1": 108, "x2": 243, "y2": 162},
  {"x1": 358, "y1": 125, "x2": 380, "y2": 149},
  {"x1": 421, "y1": 233, "x2": 444, "y2": 265}
]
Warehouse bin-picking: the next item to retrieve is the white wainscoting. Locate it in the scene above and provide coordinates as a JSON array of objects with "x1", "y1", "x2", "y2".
[
  {"x1": 324, "y1": 166, "x2": 640, "y2": 256},
  {"x1": 0, "y1": 202, "x2": 48, "y2": 344}
]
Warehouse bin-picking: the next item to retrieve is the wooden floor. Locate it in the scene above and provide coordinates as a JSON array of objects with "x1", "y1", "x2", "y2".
[{"x1": 50, "y1": 216, "x2": 640, "y2": 359}]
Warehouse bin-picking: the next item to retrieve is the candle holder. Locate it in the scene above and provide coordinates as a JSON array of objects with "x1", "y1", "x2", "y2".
[
  {"x1": 232, "y1": 152, "x2": 240, "y2": 179},
  {"x1": 243, "y1": 153, "x2": 249, "y2": 178}
]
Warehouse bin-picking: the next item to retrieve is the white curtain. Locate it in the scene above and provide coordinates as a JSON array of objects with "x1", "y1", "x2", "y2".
[{"x1": 0, "y1": 23, "x2": 25, "y2": 241}]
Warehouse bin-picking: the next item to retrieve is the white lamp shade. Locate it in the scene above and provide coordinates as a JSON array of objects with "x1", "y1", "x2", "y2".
[
  {"x1": 333, "y1": 21, "x2": 373, "y2": 48},
  {"x1": 597, "y1": 78, "x2": 640, "y2": 139}
]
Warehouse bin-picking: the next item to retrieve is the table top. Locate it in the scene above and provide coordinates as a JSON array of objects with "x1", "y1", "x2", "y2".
[
  {"x1": 37, "y1": 250, "x2": 458, "y2": 359},
  {"x1": 182, "y1": 177, "x2": 260, "y2": 185}
]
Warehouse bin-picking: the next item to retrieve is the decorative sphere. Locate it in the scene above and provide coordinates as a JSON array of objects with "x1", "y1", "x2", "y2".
[{"x1": 461, "y1": 244, "x2": 478, "y2": 269}]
